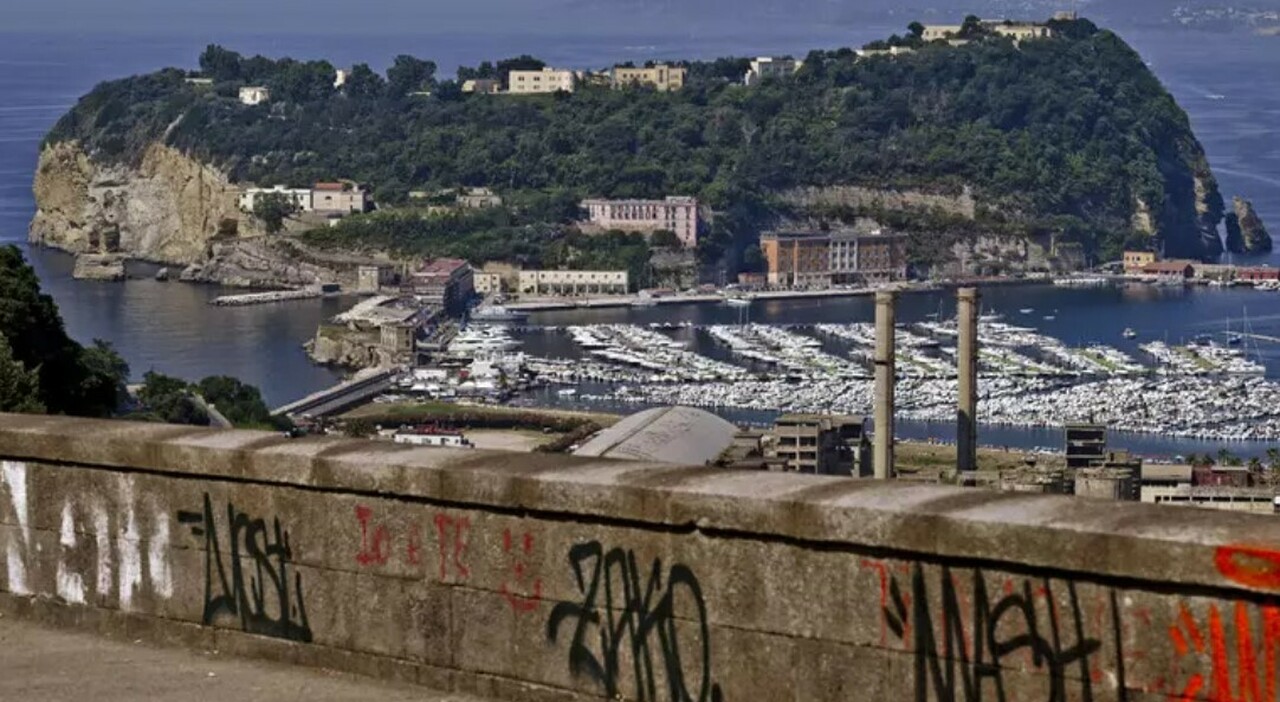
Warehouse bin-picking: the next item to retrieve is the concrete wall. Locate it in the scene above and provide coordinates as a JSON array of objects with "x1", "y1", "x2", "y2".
[{"x1": 4, "y1": 414, "x2": 1280, "y2": 701}]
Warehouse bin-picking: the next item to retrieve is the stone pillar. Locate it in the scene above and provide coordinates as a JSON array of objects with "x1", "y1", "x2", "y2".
[
  {"x1": 957, "y1": 287, "x2": 979, "y2": 474},
  {"x1": 874, "y1": 291, "x2": 896, "y2": 480}
]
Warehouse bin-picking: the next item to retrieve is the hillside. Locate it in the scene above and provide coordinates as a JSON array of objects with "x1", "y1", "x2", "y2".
[{"x1": 36, "y1": 18, "x2": 1227, "y2": 270}]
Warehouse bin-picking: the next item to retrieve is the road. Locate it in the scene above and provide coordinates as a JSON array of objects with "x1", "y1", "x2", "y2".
[{"x1": 0, "y1": 617, "x2": 482, "y2": 701}]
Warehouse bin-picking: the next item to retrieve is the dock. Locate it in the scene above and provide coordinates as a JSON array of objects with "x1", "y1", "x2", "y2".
[{"x1": 211, "y1": 287, "x2": 337, "y2": 307}]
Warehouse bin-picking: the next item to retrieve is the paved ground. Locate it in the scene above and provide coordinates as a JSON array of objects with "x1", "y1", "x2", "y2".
[
  {"x1": 466, "y1": 429, "x2": 559, "y2": 453},
  {"x1": 0, "y1": 617, "x2": 479, "y2": 701}
]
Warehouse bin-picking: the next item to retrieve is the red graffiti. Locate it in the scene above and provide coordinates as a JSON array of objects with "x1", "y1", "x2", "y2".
[
  {"x1": 500, "y1": 528, "x2": 542, "y2": 613},
  {"x1": 354, "y1": 505, "x2": 390, "y2": 566},
  {"x1": 1216, "y1": 545, "x2": 1280, "y2": 591},
  {"x1": 433, "y1": 514, "x2": 470, "y2": 581},
  {"x1": 1169, "y1": 600, "x2": 1280, "y2": 702},
  {"x1": 406, "y1": 521, "x2": 422, "y2": 566}
]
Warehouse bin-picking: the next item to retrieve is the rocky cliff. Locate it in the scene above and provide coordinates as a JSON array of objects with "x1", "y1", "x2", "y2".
[
  {"x1": 29, "y1": 141, "x2": 260, "y2": 265},
  {"x1": 1224, "y1": 196, "x2": 1273, "y2": 255}
]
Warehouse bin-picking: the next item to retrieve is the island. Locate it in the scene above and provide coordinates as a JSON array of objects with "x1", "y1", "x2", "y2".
[{"x1": 29, "y1": 16, "x2": 1270, "y2": 291}]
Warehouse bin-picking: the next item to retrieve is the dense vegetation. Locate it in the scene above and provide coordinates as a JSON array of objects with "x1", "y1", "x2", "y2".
[
  {"x1": 135, "y1": 371, "x2": 286, "y2": 429},
  {"x1": 46, "y1": 18, "x2": 1223, "y2": 263},
  {"x1": 0, "y1": 245, "x2": 281, "y2": 425},
  {"x1": 0, "y1": 246, "x2": 128, "y2": 416}
]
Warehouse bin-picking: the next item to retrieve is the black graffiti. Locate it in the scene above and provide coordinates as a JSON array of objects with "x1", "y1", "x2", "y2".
[
  {"x1": 177, "y1": 494, "x2": 312, "y2": 642},
  {"x1": 547, "y1": 541, "x2": 724, "y2": 702},
  {"x1": 883, "y1": 565, "x2": 1124, "y2": 702}
]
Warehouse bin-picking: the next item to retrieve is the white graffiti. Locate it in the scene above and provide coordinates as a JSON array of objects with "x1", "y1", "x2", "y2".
[
  {"x1": 57, "y1": 502, "x2": 86, "y2": 604},
  {"x1": 118, "y1": 479, "x2": 141, "y2": 610},
  {"x1": 1, "y1": 460, "x2": 30, "y2": 596},
  {"x1": 92, "y1": 500, "x2": 112, "y2": 598},
  {"x1": 0, "y1": 461, "x2": 173, "y2": 608}
]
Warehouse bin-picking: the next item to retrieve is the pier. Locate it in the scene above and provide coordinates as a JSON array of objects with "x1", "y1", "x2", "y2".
[
  {"x1": 273, "y1": 367, "x2": 400, "y2": 419},
  {"x1": 210, "y1": 286, "x2": 338, "y2": 307}
]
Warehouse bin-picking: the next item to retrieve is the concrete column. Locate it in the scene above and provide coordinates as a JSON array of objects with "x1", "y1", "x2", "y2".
[
  {"x1": 957, "y1": 287, "x2": 980, "y2": 474},
  {"x1": 874, "y1": 291, "x2": 896, "y2": 480}
]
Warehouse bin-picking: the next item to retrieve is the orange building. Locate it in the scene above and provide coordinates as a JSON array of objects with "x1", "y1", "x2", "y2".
[
  {"x1": 761, "y1": 233, "x2": 831, "y2": 288},
  {"x1": 1123, "y1": 251, "x2": 1157, "y2": 275},
  {"x1": 762, "y1": 230, "x2": 908, "y2": 288}
]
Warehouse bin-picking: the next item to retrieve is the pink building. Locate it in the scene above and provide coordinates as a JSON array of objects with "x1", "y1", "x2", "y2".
[{"x1": 581, "y1": 196, "x2": 699, "y2": 248}]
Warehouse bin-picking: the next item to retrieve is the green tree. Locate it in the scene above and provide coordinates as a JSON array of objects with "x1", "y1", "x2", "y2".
[
  {"x1": 198, "y1": 44, "x2": 242, "y2": 82},
  {"x1": 343, "y1": 63, "x2": 385, "y2": 100},
  {"x1": 0, "y1": 335, "x2": 44, "y2": 414},
  {"x1": 650, "y1": 230, "x2": 682, "y2": 248},
  {"x1": 137, "y1": 371, "x2": 208, "y2": 426},
  {"x1": 253, "y1": 192, "x2": 300, "y2": 233},
  {"x1": 76, "y1": 340, "x2": 130, "y2": 417},
  {"x1": 496, "y1": 55, "x2": 546, "y2": 89},
  {"x1": 0, "y1": 245, "x2": 118, "y2": 416},
  {"x1": 195, "y1": 375, "x2": 279, "y2": 428},
  {"x1": 908, "y1": 21, "x2": 926, "y2": 38},
  {"x1": 386, "y1": 55, "x2": 437, "y2": 97}
]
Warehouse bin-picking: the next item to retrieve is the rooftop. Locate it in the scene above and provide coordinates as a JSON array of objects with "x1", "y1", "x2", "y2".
[{"x1": 573, "y1": 405, "x2": 738, "y2": 465}]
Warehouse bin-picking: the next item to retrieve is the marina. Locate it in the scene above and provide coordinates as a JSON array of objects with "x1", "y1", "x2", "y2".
[{"x1": 488, "y1": 282, "x2": 1280, "y2": 455}]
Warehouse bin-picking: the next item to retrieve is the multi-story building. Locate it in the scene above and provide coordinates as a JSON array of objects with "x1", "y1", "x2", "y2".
[
  {"x1": 743, "y1": 57, "x2": 803, "y2": 86},
  {"x1": 406, "y1": 258, "x2": 475, "y2": 316},
  {"x1": 760, "y1": 232, "x2": 832, "y2": 289},
  {"x1": 760, "y1": 229, "x2": 908, "y2": 288},
  {"x1": 312, "y1": 182, "x2": 369, "y2": 214},
  {"x1": 1064, "y1": 423, "x2": 1108, "y2": 470},
  {"x1": 1122, "y1": 250, "x2": 1157, "y2": 274},
  {"x1": 508, "y1": 68, "x2": 576, "y2": 94},
  {"x1": 239, "y1": 185, "x2": 313, "y2": 213},
  {"x1": 356, "y1": 265, "x2": 398, "y2": 295},
  {"x1": 517, "y1": 270, "x2": 629, "y2": 297},
  {"x1": 581, "y1": 196, "x2": 699, "y2": 248},
  {"x1": 473, "y1": 272, "x2": 504, "y2": 296},
  {"x1": 611, "y1": 63, "x2": 686, "y2": 91},
  {"x1": 238, "y1": 86, "x2": 270, "y2": 105},
  {"x1": 768, "y1": 414, "x2": 871, "y2": 477}
]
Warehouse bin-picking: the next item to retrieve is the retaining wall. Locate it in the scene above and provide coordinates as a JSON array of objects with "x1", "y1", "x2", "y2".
[{"x1": 3, "y1": 413, "x2": 1280, "y2": 701}]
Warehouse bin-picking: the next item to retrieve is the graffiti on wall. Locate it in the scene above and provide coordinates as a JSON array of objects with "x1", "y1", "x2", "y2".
[
  {"x1": 547, "y1": 540, "x2": 724, "y2": 702},
  {"x1": 177, "y1": 493, "x2": 312, "y2": 642},
  {"x1": 352, "y1": 504, "x2": 544, "y2": 614},
  {"x1": 865, "y1": 559, "x2": 1119, "y2": 702},
  {"x1": 1, "y1": 461, "x2": 172, "y2": 609}
]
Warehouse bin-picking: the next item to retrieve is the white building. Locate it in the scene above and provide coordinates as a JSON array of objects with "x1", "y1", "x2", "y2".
[
  {"x1": 922, "y1": 20, "x2": 1054, "y2": 42},
  {"x1": 516, "y1": 270, "x2": 629, "y2": 297},
  {"x1": 238, "y1": 86, "x2": 270, "y2": 106},
  {"x1": 581, "y1": 196, "x2": 699, "y2": 248},
  {"x1": 921, "y1": 24, "x2": 964, "y2": 41},
  {"x1": 508, "y1": 68, "x2": 576, "y2": 94},
  {"x1": 393, "y1": 430, "x2": 471, "y2": 448},
  {"x1": 743, "y1": 57, "x2": 803, "y2": 86},
  {"x1": 855, "y1": 46, "x2": 918, "y2": 59},
  {"x1": 239, "y1": 185, "x2": 313, "y2": 213},
  {"x1": 334, "y1": 69, "x2": 349, "y2": 88}
]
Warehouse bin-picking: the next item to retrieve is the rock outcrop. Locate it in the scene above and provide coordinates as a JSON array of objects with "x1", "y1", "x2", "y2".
[
  {"x1": 180, "y1": 238, "x2": 340, "y2": 289},
  {"x1": 71, "y1": 254, "x2": 126, "y2": 281},
  {"x1": 305, "y1": 327, "x2": 387, "y2": 370},
  {"x1": 1228, "y1": 196, "x2": 1273, "y2": 255},
  {"x1": 780, "y1": 185, "x2": 978, "y2": 220},
  {"x1": 29, "y1": 141, "x2": 261, "y2": 265}
]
